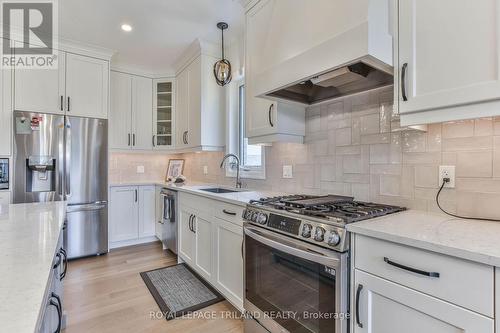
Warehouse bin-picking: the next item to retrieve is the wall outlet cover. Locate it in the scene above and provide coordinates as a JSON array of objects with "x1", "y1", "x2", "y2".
[
  {"x1": 203, "y1": 166, "x2": 208, "y2": 175},
  {"x1": 136, "y1": 165, "x2": 145, "y2": 174},
  {"x1": 439, "y1": 165, "x2": 455, "y2": 188},
  {"x1": 283, "y1": 165, "x2": 293, "y2": 179}
]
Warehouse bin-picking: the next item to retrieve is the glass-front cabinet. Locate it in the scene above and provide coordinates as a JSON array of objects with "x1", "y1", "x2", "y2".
[{"x1": 153, "y1": 79, "x2": 175, "y2": 149}]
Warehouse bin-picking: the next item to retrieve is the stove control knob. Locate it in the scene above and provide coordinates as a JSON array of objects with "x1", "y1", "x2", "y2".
[
  {"x1": 301, "y1": 224, "x2": 313, "y2": 238},
  {"x1": 327, "y1": 230, "x2": 341, "y2": 246},
  {"x1": 256, "y1": 212, "x2": 268, "y2": 225},
  {"x1": 314, "y1": 227, "x2": 326, "y2": 242},
  {"x1": 251, "y1": 211, "x2": 259, "y2": 222}
]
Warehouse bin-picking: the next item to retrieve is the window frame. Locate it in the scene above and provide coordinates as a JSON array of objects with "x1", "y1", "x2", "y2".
[{"x1": 225, "y1": 80, "x2": 266, "y2": 180}]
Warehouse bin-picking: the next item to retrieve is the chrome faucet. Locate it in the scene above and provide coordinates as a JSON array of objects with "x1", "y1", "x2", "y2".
[{"x1": 220, "y1": 153, "x2": 242, "y2": 188}]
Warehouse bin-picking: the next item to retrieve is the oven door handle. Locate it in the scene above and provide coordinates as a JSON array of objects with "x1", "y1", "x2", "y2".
[{"x1": 244, "y1": 226, "x2": 341, "y2": 267}]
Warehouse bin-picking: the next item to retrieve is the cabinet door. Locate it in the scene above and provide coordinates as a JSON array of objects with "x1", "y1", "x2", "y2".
[
  {"x1": 138, "y1": 186, "x2": 156, "y2": 238},
  {"x1": 245, "y1": 0, "x2": 277, "y2": 137},
  {"x1": 186, "y1": 57, "x2": 201, "y2": 148},
  {"x1": 132, "y1": 76, "x2": 153, "y2": 150},
  {"x1": 398, "y1": 0, "x2": 500, "y2": 114},
  {"x1": 155, "y1": 186, "x2": 163, "y2": 239},
  {"x1": 178, "y1": 206, "x2": 195, "y2": 265},
  {"x1": 109, "y1": 186, "x2": 138, "y2": 242},
  {"x1": 153, "y1": 79, "x2": 175, "y2": 149},
  {"x1": 65, "y1": 53, "x2": 109, "y2": 119},
  {"x1": 14, "y1": 43, "x2": 65, "y2": 115},
  {"x1": 109, "y1": 71, "x2": 132, "y2": 149},
  {"x1": 214, "y1": 218, "x2": 243, "y2": 310},
  {"x1": 354, "y1": 270, "x2": 494, "y2": 333},
  {"x1": 194, "y1": 213, "x2": 213, "y2": 280},
  {"x1": 175, "y1": 69, "x2": 189, "y2": 148}
]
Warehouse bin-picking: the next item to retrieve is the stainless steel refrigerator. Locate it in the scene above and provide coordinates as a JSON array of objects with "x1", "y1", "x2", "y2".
[{"x1": 13, "y1": 111, "x2": 108, "y2": 259}]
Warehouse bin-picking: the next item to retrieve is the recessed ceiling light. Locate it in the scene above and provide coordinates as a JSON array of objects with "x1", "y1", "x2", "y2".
[{"x1": 121, "y1": 24, "x2": 132, "y2": 32}]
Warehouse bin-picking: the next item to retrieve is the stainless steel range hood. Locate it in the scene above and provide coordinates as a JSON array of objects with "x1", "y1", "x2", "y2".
[
  {"x1": 267, "y1": 62, "x2": 393, "y2": 105},
  {"x1": 253, "y1": 0, "x2": 395, "y2": 106}
]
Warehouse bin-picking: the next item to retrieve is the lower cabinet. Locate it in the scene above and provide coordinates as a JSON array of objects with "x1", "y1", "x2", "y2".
[
  {"x1": 177, "y1": 193, "x2": 244, "y2": 311},
  {"x1": 155, "y1": 186, "x2": 163, "y2": 239},
  {"x1": 38, "y1": 231, "x2": 67, "y2": 333},
  {"x1": 354, "y1": 270, "x2": 494, "y2": 333},
  {"x1": 109, "y1": 185, "x2": 156, "y2": 247}
]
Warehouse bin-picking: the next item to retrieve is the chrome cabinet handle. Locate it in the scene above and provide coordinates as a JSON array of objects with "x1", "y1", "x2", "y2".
[
  {"x1": 356, "y1": 284, "x2": 363, "y2": 328},
  {"x1": 223, "y1": 209, "x2": 237, "y2": 216},
  {"x1": 384, "y1": 257, "x2": 440, "y2": 278},
  {"x1": 401, "y1": 63, "x2": 408, "y2": 101},
  {"x1": 268, "y1": 104, "x2": 274, "y2": 127}
]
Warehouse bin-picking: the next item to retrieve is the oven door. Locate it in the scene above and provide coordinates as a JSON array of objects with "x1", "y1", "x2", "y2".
[{"x1": 244, "y1": 225, "x2": 348, "y2": 333}]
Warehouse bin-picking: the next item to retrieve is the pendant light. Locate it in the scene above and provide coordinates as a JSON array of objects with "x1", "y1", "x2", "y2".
[{"x1": 213, "y1": 22, "x2": 232, "y2": 86}]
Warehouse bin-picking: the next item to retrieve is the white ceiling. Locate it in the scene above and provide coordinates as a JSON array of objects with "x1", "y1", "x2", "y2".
[{"x1": 59, "y1": 0, "x2": 245, "y2": 75}]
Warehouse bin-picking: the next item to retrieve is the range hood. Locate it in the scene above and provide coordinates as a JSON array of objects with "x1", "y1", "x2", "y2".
[{"x1": 253, "y1": 0, "x2": 394, "y2": 105}]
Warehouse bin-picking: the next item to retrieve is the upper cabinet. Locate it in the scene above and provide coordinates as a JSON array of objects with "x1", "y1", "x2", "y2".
[
  {"x1": 13, "y1": 45, "x2": 110, "y2": 119},
  {"x1": 245, "y1": 0, "x2": 305, "y2": 144},
  {"x1": 396, "y1": 0, "x2": 500, "y2": 125},
  {"x1": 110, "y1": 71, "x2": 153, "y2": 150},
  {"x1": 174, "y1": 40, "x2": 225, "y2": 152},
  {"x1": 153, "y1": 79, "x2": 175, "y2": 149}
]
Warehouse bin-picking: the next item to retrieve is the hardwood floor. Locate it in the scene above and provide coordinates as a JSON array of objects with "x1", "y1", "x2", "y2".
[{"x1": 63, "y1": 241, "x2": 244, "y2": 333}]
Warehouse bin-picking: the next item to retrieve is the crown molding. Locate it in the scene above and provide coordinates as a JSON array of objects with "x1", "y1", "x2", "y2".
[{"x1": 173, "y1": 38, "x2": 220, "y2": 74}]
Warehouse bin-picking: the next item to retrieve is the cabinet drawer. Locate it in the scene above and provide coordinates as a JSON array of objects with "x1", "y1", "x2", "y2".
[
  {"x1": 354, "y1": 235, "x2": 494, "y2": 317},
  {"x1": 214, "y1": 201, "x2": 244, "y2": 227}
]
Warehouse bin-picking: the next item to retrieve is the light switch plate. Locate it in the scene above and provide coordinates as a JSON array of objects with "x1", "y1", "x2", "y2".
[
  {"x1": 203, "y1": 166, "x2": 208, "y2": 175},
  {"x1": 136, "y1": 165, "x2": 145, "y2": 174},
  {"x1": 283, "y1": 165, "x2": 293, "y2": 179}
]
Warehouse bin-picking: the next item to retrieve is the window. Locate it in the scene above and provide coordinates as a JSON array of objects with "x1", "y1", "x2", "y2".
[
  {"x1": 226, "y1": 83, "x2": 265, "y2": 180},
  {"x1": 238, "y1": 85, "x2": 263, "y2": 168}
]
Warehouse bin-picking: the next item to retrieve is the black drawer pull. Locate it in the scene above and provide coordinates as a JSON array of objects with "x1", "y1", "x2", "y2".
[
  {"x1": 59, "y1": 248, "x2": 68, "y2": 280},
  {"x1": 384, "y1": 257, "x2": 440, "y2": 278},
  {"x1": 223, "y1": 209, "x2": 237, "y2": 216},
  {"x1": 355, "y1": 284, "x2": 363, "y2": 328},
  {"x1": 401, "y1": 63, "x2": 408, "y2": 101},
  {"x1": 50, "y1": 292, "x2": 62, "y2": 333}
]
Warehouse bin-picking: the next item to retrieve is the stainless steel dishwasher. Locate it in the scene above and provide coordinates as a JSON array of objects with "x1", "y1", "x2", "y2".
[{"x1": 160, "y1": 188, "x2": 177, "y2": 254}]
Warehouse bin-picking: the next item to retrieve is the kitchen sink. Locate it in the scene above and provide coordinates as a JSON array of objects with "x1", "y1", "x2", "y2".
[{"x1": 199, "y1": 187, "x2": 240, "y2": 194}]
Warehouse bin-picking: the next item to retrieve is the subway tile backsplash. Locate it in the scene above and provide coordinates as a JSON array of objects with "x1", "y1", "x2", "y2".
[{"x1": 182, "y1": 87, "x2": 500, "y2": 219}]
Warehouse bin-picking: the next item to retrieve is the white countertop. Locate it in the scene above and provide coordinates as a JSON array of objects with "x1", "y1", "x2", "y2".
[
  {"x1": 0, "y1": 201, "x2": 66, "y2": 333},
  {"x1": 347, "y1": 210, "x2": 500, "y2": 267},
  {"x1": 110, "y1": 181, "x2": 285, "y2": 206}
]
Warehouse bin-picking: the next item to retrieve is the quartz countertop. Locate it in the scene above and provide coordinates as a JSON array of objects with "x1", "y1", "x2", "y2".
[
  {"x1": 347, "y1": 210, "x2": 500, "y2": 267},
  {"x1": 0, "y1": 201, "x2": 66, "y2": 333},
  {"x1": 110, "y1": 180, "x2": 285, "y2": 206}
]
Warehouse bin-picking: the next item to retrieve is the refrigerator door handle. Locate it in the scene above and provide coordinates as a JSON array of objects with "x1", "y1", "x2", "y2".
[
  {"x1": 58, "y1": 123, "x2": 64, "y2": 197},
  {"x1": 65, "y1": 118, "x2": 72, "y2": 198},
  {"x1": 67, "y1": 201, "x2": 108, "y2": 213}
]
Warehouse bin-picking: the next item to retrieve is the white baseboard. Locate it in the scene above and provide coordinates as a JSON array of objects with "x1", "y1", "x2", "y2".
[{"x1": 109, "y1": 236, "x2": 159, "y2": 249}]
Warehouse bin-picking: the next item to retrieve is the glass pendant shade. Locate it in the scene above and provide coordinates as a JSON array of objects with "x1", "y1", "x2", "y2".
[{"x1": 214, "y1": 22, "x2": 232, "y2": 86}]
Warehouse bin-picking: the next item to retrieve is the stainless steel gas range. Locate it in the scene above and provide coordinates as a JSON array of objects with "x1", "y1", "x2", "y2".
[{"x1": 242, "y1": 194, "x2": 405, "y2": 333}]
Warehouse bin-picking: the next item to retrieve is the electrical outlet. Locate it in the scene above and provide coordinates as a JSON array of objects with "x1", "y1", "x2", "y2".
[
  {"x1": 136, "y1": 165, "x2": 145, "y2": 174},
  {"x1": 203, "y1": 166, "x2": 208, "y2": 175},
  {"x1": 439, "y1": 165, "x2": 455, "y2": 188},
  {"x1": 283, "y1": 165, "x2": 293, "y2": 179}
]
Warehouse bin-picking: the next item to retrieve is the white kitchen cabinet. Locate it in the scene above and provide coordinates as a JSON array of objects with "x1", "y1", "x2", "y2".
[
  {"x1": 109, "y1": 71, "x2": 132, "y2": 149},
  {"x1": 354, "y1": 270, "x2": 494, "y2": 333},
  {"x1": 213, "y1": 217, "x2": 243, "y2": 310},
  {"x1": 110, "y1": 71, "x2": 153, "y2": 150},
  {"x1": 397, "y1": 0, "x2": 500, "y2": 125},
  {"x1": 14, "y1": 48, "x2": 110, "y2": 119},
  {"x1": 109, "y1": 186, "x2": 138, "y2": 242},
  {"x1": 194, "y1": 213, "x2": 213, "y2": 280},
  {"x1": 153, "y1": 79, "x2": 175, "y2": 149},
  {"x1": 245, "y1": 0, "x2": 305, "y2": 144},
  {"x1": 155, "y1": 186, "x2": 163, "y2": 239},
  {"x1": 109, "y1": 185, "x2": 158, "y2": 247},
  {"x1": 138, "y1": 186, "x2": 156, "y2": 238},
  {"x1": 14, "y1": 50, "x2": 65, "y2": 115},
  {"x1": 178, "y1": 205, "x2": 196, "y2": 265},
  {"x1": 65, "y1": 53, "x2": 109, "y2": 119},
  {"x1": 174, "y1": 40, "x2": 224, "y2": 151}
]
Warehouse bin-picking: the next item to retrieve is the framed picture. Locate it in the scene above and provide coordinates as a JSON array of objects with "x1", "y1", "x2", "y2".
[{"x1": 166, "y1": 159, "x2": 185, "y2": 181}]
